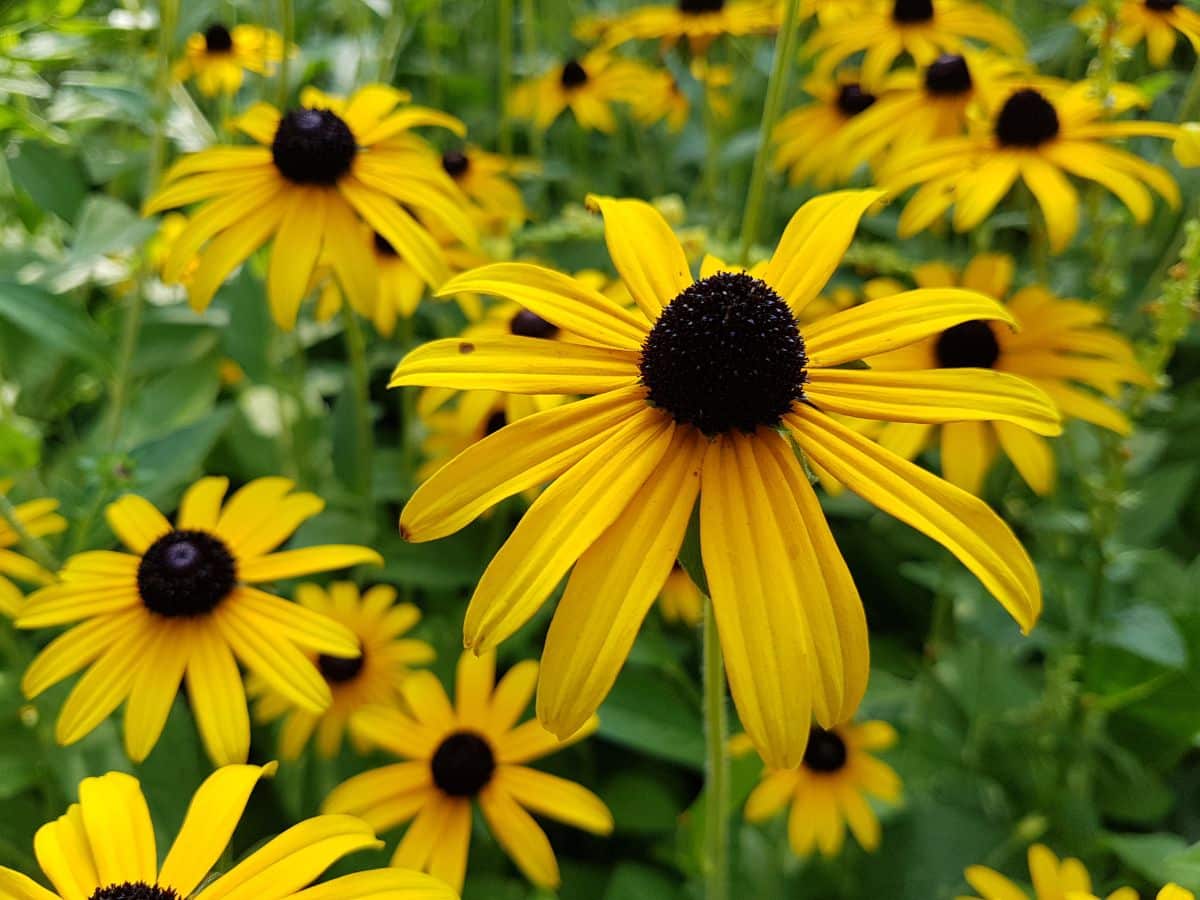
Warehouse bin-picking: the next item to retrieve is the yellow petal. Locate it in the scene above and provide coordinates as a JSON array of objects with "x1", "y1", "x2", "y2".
[
  {"x1": 287, "y1": 869, "x2": 457, "y2": 900},
  {"x1": 478, "y1": 784, "x2": 560, "y2": 889},
  {"x1": 187, "y1": 619, "x2": 251, "y2": 765},
  {"x1": 498, "y1": 765, "x2": 614, "y2": 834},
  {"x1": 236, "y1": 546, "x2": 382, "y2": 582},
  {"x1": 995, "y1": 422, "x2": 1056, "y2": 495},
  {"x1": 587, "y1": 195, "x2": 692, "y2": 319},
  {"x1": 78, "y1": 772, "x2": 157, "y2": 887},
  {"x1": 105, "y1": 494, "x2": 171, "y2": 554}
]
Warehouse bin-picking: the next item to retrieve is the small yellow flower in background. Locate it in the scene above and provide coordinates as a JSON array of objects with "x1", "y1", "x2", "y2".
[
  {"x1": 736, "y1": 720, "x2": 901, "y2": 858},
  {"x1": 801, "y1": 0, "x2": 867, "y2": 23},
  {"x1": 629, "y1": 62, "x2": 735, "y2": 133},
  {"x1": 509, "y1": 52, "x2": 655, "y2": 133},
  {"x1": 658, "y1": 563, "x2": 703, "y2": 626},
  {"x1": 143, "y1": 84, "x2": 475, "y2": 330},
  {"x1": 883, "y1": 78, "x2": 1184, "y2": 253},
  {"x1": 961, "y1": 843, "x2": 1138, "y2": 900},
  {"x1": 773, "y1": 73, "x2": 881, "y2": 188},
  {"x1": 582, "y1": 0, "x2": 780, "y2": 53},
  {"x1": 864, "y1": 253, "x2": 1153, "y2": 496},
  {"x1": 393, "y1": 190, "x2": 1058, "y2": 769},
  {"x1": 1075, "y1": 1, "x2": 1200, "y2": 68},
  {"x1": 324, "y1": 650, "x2": 613, "y2": 892},
  {"x1": 806, "y1": 0, "x2": 1025, "y2": 86},
  {"x1": 1176, "y1": 122, "x2": 1200, "y2": 166},
  {"x1": 174, "y1": 23, "x2": 286, "y2": 97},
  {"x1": 145, "y1": 212, "x2": 197, "y2": 284},
  {"x1": 438, "y1": 145, "x2": 529, "y2": 232},
  {"x1": 17, "y1": 476, "x2": 381, "y2": 765},
  {"x1": 1159, "y1": 885, "x2": 1196, "y2": 900},
  {"x1": 0, "y1": 765, "x2": 455, "y2": 900},
  {"x1": 251, "y1": 582, "x2": 435, "y2": 760},
  {"x1": 0, "y1": 480, "x2": 66, "y2": 618}
]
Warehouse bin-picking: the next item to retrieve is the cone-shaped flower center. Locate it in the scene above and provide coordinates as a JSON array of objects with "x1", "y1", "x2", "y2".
[
  {"x1": 318, "y1": 648, "x2": 365, "y2": 684},
  {"x1": 484, "y1": 410, "x2": 508, "y2": 435},
  {"x1": 204, "y1": 24, "x2": 234, "y2": 52},
  {"x1": 373, "y1": 232, "x2": 399, "y2": 257},
  {"x1": 640, "y1": 272, "x2": 807, "y2": 436},
  {"x1": 936, "y1": 320, "x2": 1000, "y2": 368},
  {"x1": 137, "y1": 530, "x2": 237, "y2": 618},
  {"x1": 995, "y1": 88, "x2": 1060, "y2": 147},
  {"x1": 510, "y1": 309, "x2": 560, "y2": 338},
  {"x1": 836, "y1": 83, "x2": 877, "y2": 116},
  {"x1": 431, "y1": 730, "x2": 496, "y2": 796},
  {"x1": 893, "y1": 0, "x2": 934, "y2": 22},
  {"x1": 90, "y1": 883, "x2": 181, "y2": 900},
  {"x1": 441, "y1": 149, "x2": 470, "y2": 178},
  {"x1": 679, "y1": 0, "x2": 725, "y2": 12},
  {"x1": 271, "y1": 108, "x2": 358, "y2": 185},
  {"x1": 803, "y1": 727, "x2": 848, "y2": 773},
  {"x1": 924, "y1": 53, "x2": 973, "y2": 95},
  {"x1": 1146, "y1": 0, "x2": 1177, "y2": 9},
  {"x1": 560, "y1": 59, "x2": 589, "y2": 89}
]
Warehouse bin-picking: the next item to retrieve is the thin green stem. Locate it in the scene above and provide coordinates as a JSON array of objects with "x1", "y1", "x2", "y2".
[
  {"x1": 341, "y1": 306, "x2": 374, "y2": 501},
  {"x1": 499, "y1": 0, "x2": 515, "y2": 155},
  {"x1": 0, "y1": 494, "x2": 59, "y2": 571},
  {"x1": 701, "y1": 65, "x2": 721, "y2": 227},
  {"x1": 426, "y1": 0, "x2": 444, "y2": 108},
  {"x1": 378, "y1": 5, "x2": 407, "y2": 81},
  {"x1": 702, "y1": 596, "x2": 729, "y2": 900},
  {"x1": 737, "y1": 0, "x2": 803, "y2": 263},
  {"x1": 277, "y1": 0, "x2": 294, "y2": 107},
  {"x1": 520, "y1": 0, "x2": 544, "y2": 158}
]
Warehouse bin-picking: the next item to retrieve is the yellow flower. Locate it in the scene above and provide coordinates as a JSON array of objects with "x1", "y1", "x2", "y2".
[
  {"x1": 0, "y1": 765, "x2": 455, "y2": 900},
  {"x1": 0, "y1": 480, "x2": 66, "y2": 618},
  {"x1": 391, "y1": 190, "x2": 1058, "y2": 768},
  {"x1": 630, "y1": 62, "x2": 735, "y2": 133},
  {"x1": 145, "y1": 212, "x2": 197, "y2": 284},
  {"x1": 251, "y1": 582, "x2": 435, "y2": 760},
  {"x1": 324, "y1": 651, "x2": 613, "y2": 891},
  {"x1": 509, "y1": 52, "x2": 653, "y2": 133},
  {"x1": 962, "y1": 844, "x2": 1137, "y2": 900},
  {"x1": 143, "y1": 84, "x2": 475, "y2": 330},
  {"x1": 1176, "y1": 122, "x2": 1200, "y2": 166},
  {"x1": 738, "y1": 720, "x2": 901, "y2": 857},
  {"x1": 174, "y1": 24, "x2": 286, "y2": 97},
  {"x1": 806, "y1": 0, "x2": 1025, "y2": 86},
  {"x1": 773, "y1": 72, "x2": 882, "y2": 188},
  {"x1": 863, "y1": 254, "x2": 1152, "y2": 496},
  {"x1": 438, "y1": 145, "x2": 529, "y2": 232},
  {"x1": 17, "y1": 476, "x2": 382, "y2": 765},
  {"x1": 584, "y1": 0, "x2": 781, "y2": 53},
  {"x1": 884, "y1": 78, "x2": 1184, "y2": 253},
  {"x1": 659, "y1": 563, "x2": 703, "y2": 626},
  {"x1": 1159, "y1": 886, "x2": 1196, "y2": 900},
  {"x1": 1075, "y1": 1, "x2": 1200, "y2": 67}
]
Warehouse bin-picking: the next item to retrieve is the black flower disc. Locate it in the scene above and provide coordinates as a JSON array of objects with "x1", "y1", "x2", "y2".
[{"x1": 431, "y1": 731, "x2": 496, "y2": 796}]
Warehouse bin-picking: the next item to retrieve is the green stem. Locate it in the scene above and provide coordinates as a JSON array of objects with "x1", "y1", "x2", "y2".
[
  {"x1": 0, "y1": 494, "x2": 59, "y2": 572},
  {"x1": 499, "y1": 0, "x2": 515, "y2": 155},
  {"x1": 737, "y1": 0, "x2": 803, "y2": 263},
  {"x1": 277, "y1": 0, "x2": 294, "y2": 106},
  {"x1": 701, "y1": 63, "x2": 721, "y2": 228},
  {"x1": 341, "y1": 306, "x2": 374, "y2": 501},
  {"x1": 520, "y1": 0, "x2": 544, "y2": 158},
  {"x1": 426, "y1": 0, "x2": 443, "y2": 108},
  {"x1": 378, "y1": 5, "x2": 407, "y2": 81},
  {"x1": 702, "y1": 596, "x2": 729, "y2": 900}
]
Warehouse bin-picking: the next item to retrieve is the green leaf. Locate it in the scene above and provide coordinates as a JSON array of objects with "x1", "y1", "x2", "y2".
[
  {"x1": 597, "y1": 665, "x2": 704, "y2": 769},
  {"x1": 0, "y1": 281, "x2": 108, "y2": 366},
  {"x1": 1096, "y1": 605, "x2": 1188, "y2": 670},
  {"x1": 8, "y1": 141, "x2": 87, "y2": 223},
  {"x1": 602, "y1": 863, "x2": 681, "y2": 900}
]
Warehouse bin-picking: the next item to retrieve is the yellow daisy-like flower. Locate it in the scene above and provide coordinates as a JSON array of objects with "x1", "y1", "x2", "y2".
[
  {"x1": 0, "y1": 765, "x2": 455, "y2": 900},
  {"x1": 0, "y1": 480, "x2": 66, "y2": 618},
  {"x1": 509, "y1": 52, "x2": 651, "y2": 133},
  {"x1": 16, "y1": 476, "x2": 382, "y2": 765},
  {"x1": 587, "y1": 0, "x2": 781, "y2": 53},
  {"x1": 145, "y1": 212, "x2": 196, "y2": 285},
  {"x1": 807, "y1": 0, "x2": 1025, "y2": 86},
  {"x1": 251, "y1": 582, "x2": 435, "y2": 760},
  {"x1": 174, "y1": 24, "x2": 285, "y2": 97},
  {"x1": 1159, "y1": 886, "x2": 1196, "y2": 900},
  {"x1": 773, "y1": 73, "x2": 882, "y2": 188},
  {"x1": 323, "y1": 651, "x2": 614, "y2": 891},
  {"x1": 883, "y1": 78, "x2": 1184, "y2": 253},
  {"x1": 864, "y1": 254, "x2": 1153, "y2": 496},
  {"x1": 658, "y1": 563, "x2": 703, "y2": 626},
  {"x1": 143, "y1": 84, "x2": 475, "y2": 330},
  {"x1": 1075, "y1": 1, "x2": 1200, "y2": 68},
  {"x1": 437, "y1": 146, "x2": 528, "y2": 232},
  {"x1": 390, "y1": 189, "x2": 1059, "y2": 768},
  {"x1": 738, "y1": 720, "x2": 901, "y2": 858},
  {"x1": 961, "y1": 844, "x2": 1137, "y2": 900},
  {"x1": 631, "y1": 62, "x2": 735, "y2": 133}
]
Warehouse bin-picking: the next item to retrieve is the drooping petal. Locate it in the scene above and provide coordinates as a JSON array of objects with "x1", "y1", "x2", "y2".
[
  {"x1": 498, "y1": 766, "x2": 614, "y2": 834},
  {"x1": 187, "y1": 622, "x2": 251, "y2": 765},
  {"x1": 478, "y1": 783, "x2": 560, "y2": 889},
  {"x1": 229, "y1": 587, "x2": 359, "y2": 657},
  {"x1": 995, "y1": 422, "x2": 1056, "y2": 495},
  {"x1": 213, "y1": 604, "x2": 332, "y2": 714},
  {"x1": 587, "y1": 195, "x2": 692, "y2": 319}
]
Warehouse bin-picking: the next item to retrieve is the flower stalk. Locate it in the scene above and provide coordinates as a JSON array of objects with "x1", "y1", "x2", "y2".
[{"x1": 702, "y1": 595, "x2": 730, "y2": 900}]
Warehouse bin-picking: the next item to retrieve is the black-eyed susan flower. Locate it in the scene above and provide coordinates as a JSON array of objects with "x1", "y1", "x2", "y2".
[
  {"x1": 174, "y1": 23, "x2": 285, "y2": 97},
  {"x1": 631, "y1": 62, "x2": 735, "y2": 133},
  {"x1": 773, "y1": 73, "x2": 881, "y2": 187},
  {"x1": 390, "y1": 190, "x2": 1060, "y2": 768},
  {"x1": 659, "y1": 563, "x2": 703, "y2": 626},
  {"x1": 588, "y1": 0, "x2": 781, "y2": 53},
  {"x1": 883, "y1": 79, "x2": 1184, "y2": 252},
  {"x1": 145, "y1": 212, "x2": 196, "y2": 285},
  {"x1": 736, "y1": 720, "x2": 901, "y2": 858},
  {"x1": 251, "y1": 582, "x2": 434, "y2": 760},
  {"x1": 863, "y1": 254, "x2": 1153, "y2": 496},
  {"x1": 0, "y1": 765, "x2": 455, "y2": 900},
  {"x1": 323, "y1": 651, "x2": 613, "y2": 891},
  {"x1": 807, "y1": 0, "x2": 1025, "y2": 86},
  {"x1": 17, "y1": 476, "x2": 381, "y2": 766},
  {"x1": 1075, "y1": 1, "x2": 1200, "y2": 68},
  {"x1": 143, "y1": 84, "x2": 475, "y2": 330},
  {"x1": 509, "y1": 53, "x2": 651, "y2": 133},
  {"x1": 961, "y1": 844, "x2": 1138, "y2": 900},
  {"x1": 0, "y1": 480, "x2": 66, "y2": 618},
  {"x1": 438, "y1": 146, "x2": 529, "y2": 232}
]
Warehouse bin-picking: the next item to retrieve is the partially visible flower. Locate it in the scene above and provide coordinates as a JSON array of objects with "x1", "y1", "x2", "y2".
[
  {"x1": 961, "y1": 844, "x2": 1137, "y2": 900},
  {"x1": 0, "y1": 480, "x2": 65, "y2": 618},
  {"x1": 145, "y1": 212, "x2": 197, "y2": 284},
  {"x1": 509, "y1": 52, "x2": 655, "y2": 133},
  {"x1": 18, "y1": 476, "x2": 381, "y2": 765},
  {"x1": 252, "y1": 582, "x2": 434, "y2": 759},
  {"x1": 174, "y1": 23, "x2": 286, "y2": 96},
  {"x1": 737, "y1": 720, "x2": 902, "y2": 858},
  {"x1": 0, "y1": 765, "x2": 455, "y2": 900},
  {"x1": 1176, "y1": 122, "x2": 1200, "y2": 166},
  {"x1": 324, "y1": 651, "x2": 613, "y2": 891},
  {"x1": 659, "y1": 563, "x2": 703, "y2": 626},
  {"x1": 1160, "y1": 886, "x2": 1196, "y2": 900},
  {"x1": 773, "y1": 73, "x2": 882, "y2": 187},
  {"x1": 1075, "y1": 1, "x2": 1200, "y2": 68},
  {"x1": 584, "y1": 0, "x2": 781, "y2": 53},
  {"x1": 630, "y1": 61, "x2": 735, "y2": 133},
  {"x1": 437, "y1": 145, "x2": 529, "y2": 232}
]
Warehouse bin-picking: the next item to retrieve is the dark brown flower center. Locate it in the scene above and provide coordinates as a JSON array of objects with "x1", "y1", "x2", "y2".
[
  {"x1": 1146, "y1": 0, "x2": 1177, "y2": 9},
  {"x1": 560, "y1": 59, "x2": 589, "y2": 89},
  {"x1": 431, "y1": 731, "x2": 495, "y2": 796},
  {"x1": 924, "y1": 53, "x2": 973, "y2": 95},
  {"x1": 995, "y1": 88, "x2": 1060, "y2": 147},
  {"x1": 836, "y1": 83, "x2": 877, "y2": 116},
  {"x1": 90, "y1": 885, "x2": 181, "y2": 900},
  {"x1": 803, "y1": 727, "x2": 848, "y2": 773},
  {"x1": 374, "y1": 232, "x2": 399, "y2": 257},
  {"x1": 137, "y1": 530, "x2": 237, "y2": 618},
  {"x1": 318, "y1": 648, "x2": 365, "y2": 684},
  {"x1": 510, "y1": 309, "x2": 559, "y2": 338},
  {"x1": 204, "y1": 24, "x2": 233, "y2": 53},
  {"x1": 893, "y1": 0, "x2": 934, "y2": 22},
  {"x1": 271, "y1": 108, "x2": 358, "y2": 185},
  {"x1": 935, "y1": 320, "x2": 1000, "y2": 368},
  {"x1": 441, "y1": 149, "x2": 470, "y2": 178},
  {"x1": 679, "y1": 0, "x2": 725, "y2": 11},
  {"x1": 484, "y1": 410, "x2": 508, "y2": 435}
]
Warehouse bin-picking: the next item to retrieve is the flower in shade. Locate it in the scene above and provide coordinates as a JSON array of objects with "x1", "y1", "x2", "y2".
[
  {"x1": 0, "y1": 480, "x2": 66, "y2": 618},
  {"x1": 735, "y1": 720, "x2": 901, "y2": 858},
  {"x1": 17, "y1": 476, "x2": 381, "y2": 765},
  {"x1": 658, "y1": 563, "x2": 703, "y2": 626},
  {"x1": 174, "y1": 23, "x2": 286, "y2": 97},
  {"x1": 1075, "y1": 1, "x2": 1200, "y2": 67},
  {"x1": 962, "y1": 844, "x2": 1139, "y2": 900},
  {"x1": 773, "y1": 73, "x2": 882, "y2": 188},
  {"x1": 390, "y1": 190, "x2": 1058, "y2": 768},
  {"x1": 323, "y1": 651, "x2": 613, "y2": 891},
  {"x1": 251, "y1": 582, "x2": 435, "y2": 760},
  {"x1": 862, "y1": 254, "x2": 1152, "y2": 496},
  {"x1": 583, "y1": 0, "x2": 781, "y2": 53},
  {"x1": 806, "y1": 0, "x2": 1025, "y2": 87},
  {"x1": 0, "y1": 765, "x2": 455, "y2": 900},
  {"x1": 143, "y1": 84, "x2": 475, "y2": 330},
  {"x1": 882, "y1": 78, "x2": 1184, "y2": 253},
  {"x1": 509, "y1": 52, "x2": 652, "y2": 133}
]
